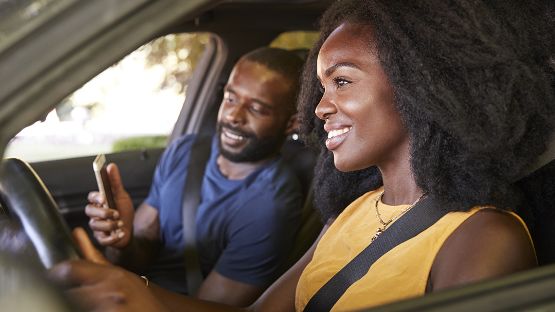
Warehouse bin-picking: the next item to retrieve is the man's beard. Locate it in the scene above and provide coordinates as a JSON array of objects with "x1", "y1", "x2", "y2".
[{"x1": 217, "y1": 123, "x2": 286, "y2": 163}]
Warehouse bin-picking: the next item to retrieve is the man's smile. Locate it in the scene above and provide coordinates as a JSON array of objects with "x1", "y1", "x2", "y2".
[{"x1": 220, "y1": 125, "x2": 252, "y2": 148}]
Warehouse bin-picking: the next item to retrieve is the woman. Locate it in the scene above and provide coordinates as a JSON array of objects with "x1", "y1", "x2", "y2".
[
  {"x1": 50, "y1": 0, "x2": 555, "y2": 311},
  {"x1": 294, "y1": 0, "x2": 555, "y2": 309}
]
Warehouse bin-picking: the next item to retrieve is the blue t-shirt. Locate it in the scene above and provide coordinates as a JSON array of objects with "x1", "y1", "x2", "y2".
[{"x1": 144, "y1": 134, "x2": 303, "y2": 294}]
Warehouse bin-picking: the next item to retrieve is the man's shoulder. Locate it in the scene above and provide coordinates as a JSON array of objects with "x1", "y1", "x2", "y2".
[
  {"x1": 157, "y1": 134, "x2": 200, "y2": 173},
  {"x1": 168, "y1": 134, "x2": 197, "y2": 152},
  {"x1": 231, "y1": 159, "x2": 302, "y2": 224},
  {"x1": 162, "y1": 134, "x2": 200, "y2": 160},
  {"x1": 246, "y1": 157, "x2": 301, "y2": 196},
  {"x1": 255, "y1": 157, "x2": 299, "y2": 186}
]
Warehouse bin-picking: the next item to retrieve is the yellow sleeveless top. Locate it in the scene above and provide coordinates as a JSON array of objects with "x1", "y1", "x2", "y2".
[{"x1": 295, "y1": 188, "x2": 532, "y2": 311}]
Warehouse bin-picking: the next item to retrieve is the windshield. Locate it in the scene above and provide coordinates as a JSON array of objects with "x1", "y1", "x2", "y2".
[{"x1": 0, "y1": 0, "x2": 75, "y2": 52}]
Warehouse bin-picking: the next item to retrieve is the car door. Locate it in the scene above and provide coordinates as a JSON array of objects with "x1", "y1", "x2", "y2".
[
  {"x1": 0, "y1": 0, "x2": 224, "y2": 228},
  {"x1": 9, "y1": 34, "x2": 226, "y2": 229}
]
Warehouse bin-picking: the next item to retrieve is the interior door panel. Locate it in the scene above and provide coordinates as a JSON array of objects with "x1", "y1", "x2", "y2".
[{"x1": 29, "y1": 148, "x2": 164, "y2": 229}]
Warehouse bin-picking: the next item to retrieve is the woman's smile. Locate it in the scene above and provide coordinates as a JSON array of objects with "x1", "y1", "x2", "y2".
[{"x1": 325, "y1": 126, "x2": 352, "y2": 150}]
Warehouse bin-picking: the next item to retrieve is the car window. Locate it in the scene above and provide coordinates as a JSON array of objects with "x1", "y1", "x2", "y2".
[{"x1": 4, "y1": 32, "x2": 210, "y2": 162}]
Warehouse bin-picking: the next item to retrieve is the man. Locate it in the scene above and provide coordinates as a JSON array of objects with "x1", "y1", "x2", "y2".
[{"x1": 85, "y1": 47, "x2": 304, "y2": 306}]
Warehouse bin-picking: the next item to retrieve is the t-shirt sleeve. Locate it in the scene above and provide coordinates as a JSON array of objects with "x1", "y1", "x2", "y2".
[{"x1": 214, "y1": 184, "x2": 302, "y2": 286}]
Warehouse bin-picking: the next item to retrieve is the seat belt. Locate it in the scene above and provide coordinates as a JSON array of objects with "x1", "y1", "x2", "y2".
[
  {"x1": 181, "y1": 134, "x2": 212, "y2": 295},
  {"x1": 303, "y1": 196, "x2": 450, "y2": 312}
]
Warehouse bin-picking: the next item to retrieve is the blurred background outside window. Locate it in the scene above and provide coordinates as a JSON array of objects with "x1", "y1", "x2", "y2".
[
  {"x1": 4, "y1": 31, "x2": 318, "y2": 162},
  {"x1": 5, "y1": 33, "x2": 209, "y2": 162}
]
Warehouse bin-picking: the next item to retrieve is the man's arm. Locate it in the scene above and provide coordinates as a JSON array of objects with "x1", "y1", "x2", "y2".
[
  {"x1": 150, "y1": 244, "x2": 314, "y2": 311},
  {"x1": 196, "y1": 271, "x2": 264, "y2": 307},
  {"x1": 151, "y1": 222, "x2": 332, "y2": 311},
  {"x1": 193, "y1": 219, "x2": 334, "y2": 309},
  {"x1": 105, "y1": 202, "x2": 161, "y2": 273}
]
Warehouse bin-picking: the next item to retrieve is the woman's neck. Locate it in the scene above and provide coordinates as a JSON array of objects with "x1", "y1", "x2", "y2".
[{"x1": 378, "y1": 141, "x2": 424, "y2": 205}]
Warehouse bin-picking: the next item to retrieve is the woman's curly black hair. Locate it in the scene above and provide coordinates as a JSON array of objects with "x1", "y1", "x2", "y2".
[{"x1": 301, "y1": 0, "x2": 555, "y2": 220}]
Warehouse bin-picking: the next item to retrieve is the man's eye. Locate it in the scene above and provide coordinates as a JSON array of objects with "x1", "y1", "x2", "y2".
[
  {"x1": 224, "y1": 94, "x2": 236, "y2": 104},
  {"x1": 250, "y1": 104, "x2": 266, "y2": 114}
]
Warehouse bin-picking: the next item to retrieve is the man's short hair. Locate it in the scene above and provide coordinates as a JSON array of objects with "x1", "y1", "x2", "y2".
[{"x1": 241, "y1": 47, "x2": 304, "y2": 107}]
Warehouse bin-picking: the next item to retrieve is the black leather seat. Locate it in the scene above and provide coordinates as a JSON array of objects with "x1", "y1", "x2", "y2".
[
  {"x1": 281, "y1": 137, "x2": 323, "y2": 267},
  {"x1": 516, "y1": 159, "x2": 555, "y2": 265}
]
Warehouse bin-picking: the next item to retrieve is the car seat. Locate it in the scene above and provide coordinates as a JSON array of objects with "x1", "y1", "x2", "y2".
[
  {"x1": 280, "y1": 136, "x2": 323, "y2": 267},
  {"x1": 516, "y1": 159, "x2": 555, "y2": 265}
]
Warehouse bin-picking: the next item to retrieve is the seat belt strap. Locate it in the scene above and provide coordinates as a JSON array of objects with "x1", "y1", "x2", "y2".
[
  {"x1": 303, "y1": 196, "x2": 449, "y2": 312},
  {"x1": 182, "y1": 134, "x2": 212, "y2": 295}
]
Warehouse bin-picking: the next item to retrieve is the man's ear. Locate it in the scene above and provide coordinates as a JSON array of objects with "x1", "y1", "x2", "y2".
[{"x1": 285, "y1": 113, "x2": 300, "y2": 135}]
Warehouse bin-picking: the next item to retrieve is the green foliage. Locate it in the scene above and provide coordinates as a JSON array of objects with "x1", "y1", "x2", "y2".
[
  {"x1": 111, "y1": 135, "x2": 168, "y2": 152},
  {"x1": 142, "y1": 33, "x2": 210, "y2": 93},
  {"x1": 136, "y1": 31, "x2": 317, "y2": 95}
]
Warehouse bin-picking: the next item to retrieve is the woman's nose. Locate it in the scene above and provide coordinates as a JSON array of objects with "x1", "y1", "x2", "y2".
[{"x1": 315, "y1": 94, "x2": 336, "y2": 121}]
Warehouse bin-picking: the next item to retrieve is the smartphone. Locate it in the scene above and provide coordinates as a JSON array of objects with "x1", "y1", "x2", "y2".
[{"x1": 93, "y1": 154, "x2": 117, "y2": 209}]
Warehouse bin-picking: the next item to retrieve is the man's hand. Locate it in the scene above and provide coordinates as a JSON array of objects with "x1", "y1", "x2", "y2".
[{"x1": 85, "y1": 163, "x2": 134, "y2": 249}]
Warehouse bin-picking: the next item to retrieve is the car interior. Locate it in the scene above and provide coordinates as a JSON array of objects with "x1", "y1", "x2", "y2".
[
  {"x1": 0, "y1": 0, "x2": 329, "y2": 309},
  {"x1": 25, "y1": 0, "x2": 328, "y2": 266},
  {"x1": 0, "y1": 0, "x2": 554, "y2": 310}
]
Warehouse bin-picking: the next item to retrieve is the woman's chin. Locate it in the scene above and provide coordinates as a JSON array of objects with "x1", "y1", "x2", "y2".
[{"x1": 333, "y1": 156, "x2": 367, "y2": 173}]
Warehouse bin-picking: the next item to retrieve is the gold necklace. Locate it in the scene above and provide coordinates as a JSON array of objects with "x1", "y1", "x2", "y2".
[{"x1": 371, "y1": 191, "x2": 426, "y2": 242}]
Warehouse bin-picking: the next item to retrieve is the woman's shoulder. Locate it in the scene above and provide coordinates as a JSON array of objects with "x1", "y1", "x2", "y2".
[
  {"x1": 430, "y1": 208, "x2": 537, "y2": 291},
  {"x1": 449, "y1": 208, "x2": 533, "y2": 251}
]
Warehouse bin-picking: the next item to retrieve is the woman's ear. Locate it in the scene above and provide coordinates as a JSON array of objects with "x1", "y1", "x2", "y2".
[{"x1": 285, "y1": 113, "x2": 300, "y2": 135}]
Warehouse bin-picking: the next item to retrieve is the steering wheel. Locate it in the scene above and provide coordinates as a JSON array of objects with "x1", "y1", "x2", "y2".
[{"x1": 0, "y1": 158, "x2": 80, "y2": 268}]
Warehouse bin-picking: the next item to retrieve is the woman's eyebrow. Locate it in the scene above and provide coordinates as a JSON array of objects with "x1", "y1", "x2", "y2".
[{"x1": 324, "y1": 62, "x2": 360, "y2": 78}]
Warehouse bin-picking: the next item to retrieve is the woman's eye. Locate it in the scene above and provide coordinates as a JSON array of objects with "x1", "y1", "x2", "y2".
[{"x1": 334, "y1": 77, "x2": 350, "y2": 88}]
